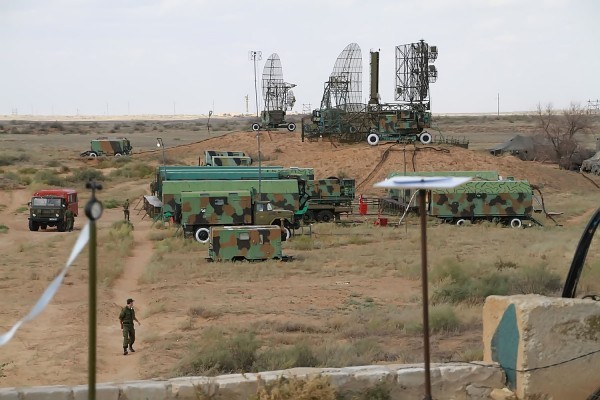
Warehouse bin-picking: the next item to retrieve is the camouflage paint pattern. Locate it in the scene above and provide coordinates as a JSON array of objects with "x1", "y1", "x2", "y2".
[
  {"x1": 375, "y1": 110, "x2": 430, "y2": 135},
  {"x1": 161, "y1": 179, "x2": 300, "y2": 215},
  {"x1": 386, "y1": 171, "x2": 500, "y2": 200},
  {"x1": 181, "y1": 191, "x2": 253, "y2": 226},
  {"x1": 429, "y1": 181, "x2": 533, "y2": 219},
  {"x1": 90, "y1": 138, "x2": 132, "y2": 155},
  {"x1": 306, "y1": 179, "x2": 355, "y2": 201},
  {"x1": 209, "y1": 225, "x2": 283, "y2": 261},
  {"x1": 202, "y1": 150, "x2": 249, "y2": 166},
  {"x1": 210, "y1": 156, "x2": 253, "y2": 166}
]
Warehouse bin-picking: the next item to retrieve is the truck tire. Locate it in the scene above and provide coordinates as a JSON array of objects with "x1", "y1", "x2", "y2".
[
  {"x1": 456, "y1": 219, "x2": 466, "y2": 226},
  {"x1": 195, "y1": 227, "x2": 210, "y2": 243},
  {"x1": 419, "y1": 132, "x2": 433, "y2": 144},
  {"x1": 287, "y1": 123, "x2": 296, "y2": 132},
  {"x1": 367, "y1": 133, "x2": 380, "y2": 146},
  {"x1": 302, "y1": 210, "x2": 315, "y2": 223},
  {"x1": 57, "y1": 221, "x2": 66, "y2": 232},
  {"x1": 114, "y1": 153, "x2": 122, "y2": 157},
  {"x1": 251, "y1": 123, "x2": 260, "y2": 131},
  {"x1": 510, "y1": 218, "x2": 522, "y2": 228},
  {"x1": 317, "y1": 210, "x2": 334, "y2": 223},
  {"x1": 29, "y1": 220, "x2": 39, "y2": 231},
  {"x1": 89, "y1": 152, "x2": 97, "y2": 158}
]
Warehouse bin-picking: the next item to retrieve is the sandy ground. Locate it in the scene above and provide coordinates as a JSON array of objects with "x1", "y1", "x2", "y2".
[{"x1": 0, "y1": 121, "x2": 599, "y2": 388}]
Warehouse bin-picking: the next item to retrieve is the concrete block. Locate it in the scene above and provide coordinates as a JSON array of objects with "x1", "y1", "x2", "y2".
[
  {"x1": 21, "y1": 385, "x2": 71, "y2": 400},
  {"x1": 119, "y1": 381, "x2": 170, "y2": 400},
  {"x1": 483, "y1": 294, "x2": 600, "y2": 400},
  {"x1": 72, "y1": 384, "x2": 120, "y2": 400},
  {"x1": 0, "y1": 388, "x2": 19, "y2": 400}
]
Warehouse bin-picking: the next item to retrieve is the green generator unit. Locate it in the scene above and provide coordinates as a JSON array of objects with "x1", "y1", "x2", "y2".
[{"x1": 208, "y1": 225, "x2": 283, "y2": 261}]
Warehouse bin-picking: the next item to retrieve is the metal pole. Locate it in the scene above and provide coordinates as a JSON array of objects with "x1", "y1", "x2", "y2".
[
  {"x1": 88, "y1": 216, "x2": 97, "y2": 400},
  {"x1": 419, "y1": 189, "x2": 432, "y2": 400}
]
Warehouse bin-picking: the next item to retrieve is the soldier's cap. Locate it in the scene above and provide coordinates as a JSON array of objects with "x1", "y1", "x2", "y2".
[{"x1": 127, "y1": 298, "x2": 134, "y2": 304}]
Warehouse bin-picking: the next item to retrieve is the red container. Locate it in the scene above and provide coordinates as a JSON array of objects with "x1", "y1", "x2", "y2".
[{"x1": 359, "y1": 202, "x2": 368, "y2": 215}]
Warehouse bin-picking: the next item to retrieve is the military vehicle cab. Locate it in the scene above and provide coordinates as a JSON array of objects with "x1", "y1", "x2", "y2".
[
  {"x1": 28, "y1": 189, "x2": 78, "y2": 232},
  {"x1": 80, "y1": 137, "x2": 132, "y2": 157},
  {"x1": 208, "y1": 225, "x2": 283, "y2": 261}
]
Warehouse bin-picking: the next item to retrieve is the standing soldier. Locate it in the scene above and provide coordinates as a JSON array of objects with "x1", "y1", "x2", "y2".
[
  {"x1": 64, "y1": 208, "x2": 74, "y2": 232},
  {"x1": 119, "y1": 298, "x2": 140, "y2": 355},
  {"x1": 123, "y1": 199, "x2": 130, "y2": 221}
]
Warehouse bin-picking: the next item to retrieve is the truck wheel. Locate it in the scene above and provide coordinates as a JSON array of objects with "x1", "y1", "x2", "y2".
[
  {"x1": 114, "y1": 153, "x2": 122, "y2": 157},
  {"x1": 41, "y1": 224, "x2": 47, "y2": 230},
  {"x1": 367, "y1": 133, "x2": 380, "y2": 146},
  {"x1": 281, "y1": 227, "x2": 291, "y2": 241},
  {"x1": 89, "y1": 152, "x2": 97, "y2": 158},
  {"x1": 419, "y1": 132, "x2": 433, "y2": 144},
  {"x1": 302, "y1": 211, "x2": 315, "y2": 223},
  {"x1": 57, "y1": 221, "x2": 66, "y2": 232},
  {"x1": 194, "y1": 227, "x2": 210, "y2": 243},
  {"x1": 287, "y1": 123, "x2": 296, "y2": 132},
  {"x1": 29, "y1": 220, "x2": 39, "y2": 231},
  {"x1": 510, "y1": 218, "x2": 522, "y2": 228},
  {"x1": 251, "y1": 123, "x2": 260, "y2": 131},
  {"x1": 317, "y1": 210, "x2": 334, "y2": 223},
  {"x1": 456, "y1": 219, "x2": 466, "y2": 226}
]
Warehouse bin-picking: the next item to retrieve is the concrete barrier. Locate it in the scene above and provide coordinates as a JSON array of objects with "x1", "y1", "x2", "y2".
[
  {"x1": 483, "y1": 294, "x2": 600, "y2": 400},
  {"x1": 0, "y1": 362, "x2": 506, "y2": 400}
]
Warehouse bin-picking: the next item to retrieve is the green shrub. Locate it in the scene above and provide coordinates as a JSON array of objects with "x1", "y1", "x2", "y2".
[
  {"x1": 510, "y1": 265, "x2": 561, "y2": 296},
  {"x1": 33, "y1": 170, "x2": 66, "y2": 186},
  {"x1": 103, "y1": 199, "x2": 120, "y2": 209},
  {"x1": 0, "y1": 152, "x2": 29, "y2": 166},
  {"x1": 254, "y1": 343, "x2": 318, "y2": 371},
  {"x1": 429, "y1": 305, "x2": 461, "y2": 334},
  {"x1": 68, "y1": 168, "x2": 105, "y2": 182},
  {"x1": 18, "y1": 167, "x2": 37, "y2": 175},
  {"x1": 109, "y1": 161, "x2": 154, "y2": 179},
  {"x1": 0, "y1": 172, "x2": 30, "y2": 189},
  {"x1": 0, "y1": 224, "x2": 9, "y2": 233}
]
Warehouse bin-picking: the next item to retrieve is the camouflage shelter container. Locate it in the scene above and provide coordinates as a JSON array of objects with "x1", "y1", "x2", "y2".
[
  {"x1": 210, "y1": 156, "x2": 253, "y2": 166},
  {"x1": 429, "y1": 180, "x2": 537, "y2": 227},
  {"x1": 82, "y1": 138, "x2": 132, "y2": 157},
  {"x1": 303, "y1": 178, "x2": 356, "y2": 223},
  {"x1": 209, "y1": 225, "x2": 283, "y2": 261},
  {"x1": 162, "y1": 179, "x2": 300, "y2": 215}
]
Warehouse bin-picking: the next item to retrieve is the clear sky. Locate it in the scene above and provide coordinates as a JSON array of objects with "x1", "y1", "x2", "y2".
[{"x1": 1, "y1": 0, "x2": 598, "y2": 116}]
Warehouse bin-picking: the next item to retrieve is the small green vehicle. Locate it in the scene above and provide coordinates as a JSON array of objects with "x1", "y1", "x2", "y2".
[
  {"x1": 80, "y1": 137, "x2": 133, "y2": 157},
  {"x1": 208, "y1": 225, "x2": 284, "y2": 262}
]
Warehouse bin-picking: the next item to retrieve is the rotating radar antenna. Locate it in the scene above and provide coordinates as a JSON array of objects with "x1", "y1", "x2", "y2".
[
  {"x1": 254, "y1": 53, "x2": 297, "y2": 132},
  {"x1": 395, "y1": 40, "x2": 438, "y2": 107},
  {"x1": 321, "y1": 43, "x2": 363, "y2": 112}
]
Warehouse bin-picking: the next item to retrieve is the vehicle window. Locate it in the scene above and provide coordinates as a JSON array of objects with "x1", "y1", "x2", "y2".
[
  {"x1": 214, "y1": 199, "x2": 224, "y2": 206},
  {"x1": 256, "y1": 204, "x2": 264, "y2": 212},
  {"x1": 239, "y1": 232, "x2": 250, "y2": 241},
  {"x1": 32, "y1": 198, "x2": 47, "y2": 206},
  {"x1": 267, "y1": 203, "x2": 274, "y2": 211}
]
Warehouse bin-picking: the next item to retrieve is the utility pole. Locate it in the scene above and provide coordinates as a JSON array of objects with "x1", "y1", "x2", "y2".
[
  {"x1": 249, "y1": 50, "x2": 263, "y2": 199},
  {"x1": 245, "y1": 95, "x2": 249, "y2": 114},
  {"x1": 497, "y1": 93, "x2": 500, "y2": 116}
]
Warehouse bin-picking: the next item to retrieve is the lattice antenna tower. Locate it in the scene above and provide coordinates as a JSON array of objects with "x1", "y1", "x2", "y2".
[
  {"x1": 262, "y1": 54, "x2": 296, "y2": 113},
  {"x1": 320, "y1": 43, "x2": 363, "y2": 112},
  {"x1": 395, "y1": 40, "x2": 438, "y2": 107}
]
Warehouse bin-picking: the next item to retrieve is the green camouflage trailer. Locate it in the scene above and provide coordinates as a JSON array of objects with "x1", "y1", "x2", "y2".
[
  {"x1": 81, "y1": 138, "x2": 132, "y2": 157},
  {"x1": 179, "y1": 190, "x2": 294, "y2": 243},
  {"x1": 161, "y1": 179, "x2": 301, "y2": 216},
  {"x1": 429, "y1": 180, "x2": 540, "y2": 227},
  {"x1": 303, "y1": 178, "x2": 355, "y2": 223},
  {"x1": 209, "y1": 225, "x2": 283, "y2": 261}
]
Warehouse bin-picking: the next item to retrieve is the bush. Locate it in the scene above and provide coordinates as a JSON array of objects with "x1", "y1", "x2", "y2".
[
  {"x1": 33, "y1": 170, "x2": 66, "y2": 186},
  {"x1": 429, "y1": 305, "x2": 461, "y2": 334},
  {"x1": 0, "y1": 224, "x2": 9, "y2": 233},
  {"x1": 109, "y1": 161, "x2": 154, "y2": 179},
  {"x1": 254, "y1": 343, "x2": 318, "y2": 371},
  {"x1": 0, "y1": 152, "x2": 29, "y2": 166},
  {"x1": 251, "y1": 376, "x2": 336, "y2": 400},
  {"x1": 68, "y1": 168, "x2": 105, "y2": 183}
]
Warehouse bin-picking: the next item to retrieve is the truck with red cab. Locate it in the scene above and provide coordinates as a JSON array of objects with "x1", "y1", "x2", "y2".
[{"x1": 28, "y1": 189, "x2": 78, "y2": 232}]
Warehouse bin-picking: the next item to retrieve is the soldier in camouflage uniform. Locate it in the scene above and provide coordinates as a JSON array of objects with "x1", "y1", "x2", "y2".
[
  {"x1": 123, "y1": 199, "x2": 130, "y2": 221},
  {"x1": 119, "y1": 298, "x2": 140, "y2": 355},
  {"x1": 64, "y1": 208, "x2": 74, "y2": 232}
]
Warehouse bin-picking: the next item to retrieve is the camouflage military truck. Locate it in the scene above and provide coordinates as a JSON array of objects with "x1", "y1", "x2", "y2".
[
  {"x1": 302, "y1": 178, "x2": 355, "y2": 223},
  {"x1": 208, "y1": 225, "x2": 283, "y2": 261},
  {"x1": 179, "y1": 190, "x2": 295, "y2": 243},
  {"x1": 80, "y1": 137, "x2": 133, "y2": 157},
  {"x1": 428, "y1": 180, "x2": 541, "y2": 228},
  {"x1": 200, "y1": 151, "x2": 252, "y2": 166},
  {"x1": 28, "y1": 188, "x2": 78, "y2": 232}
]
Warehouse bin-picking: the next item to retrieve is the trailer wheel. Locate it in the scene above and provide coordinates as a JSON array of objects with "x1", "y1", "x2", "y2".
[
  {"x1": 251, "y1": 123, "x2": 260, "y2": 131},
  {"x1": 89, "y1": 152, "x2": 97, "y2": 158},
  {"x1": 317, "y1": 210, "x2": 334, "y2": 223},
  {"x1": 287, "y1": 123, "x2": 296, "y2": 132},
  {"x1": 419, "y1": 132, "x2": 433, "y2": 144},
  {"x1": 510, "y1": 218, "x2": 522, "y2": 228},
  {"x1": 194, "y1": 227, "x2": 210, "y2": 243},
  {"x1": 302, "y1": 210, "x2": 315, "y2": 223},
  {"x1": 456, "y1": 219, "x2": 466, "y2": 226},
  {"x1": 367, "y1": 133, "x2": 380, "y2": 146},
  {"x1": 114, "y1": 153, "x2": 122, "y2": 157},
  {"x1": 281, "y1": 227, "x2": 291, "y2": 241}
]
